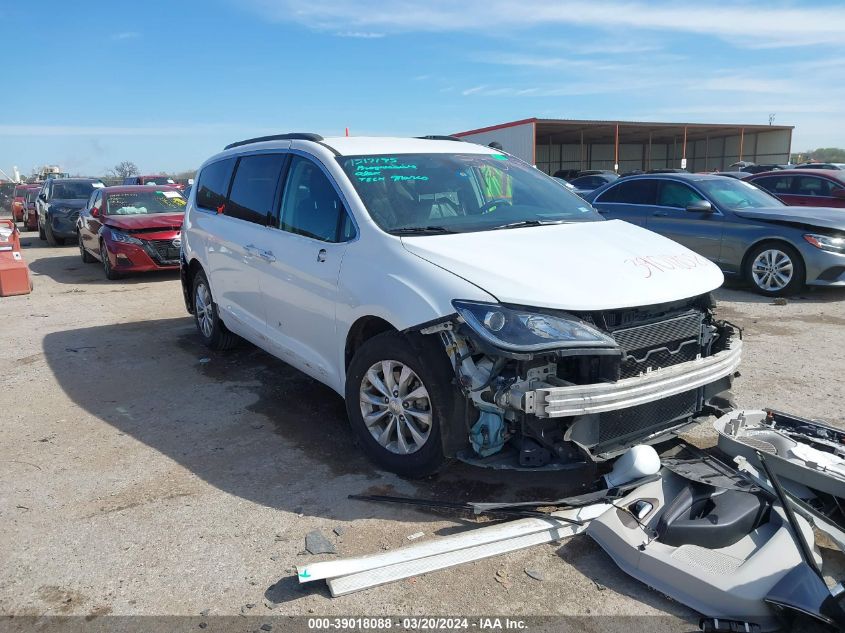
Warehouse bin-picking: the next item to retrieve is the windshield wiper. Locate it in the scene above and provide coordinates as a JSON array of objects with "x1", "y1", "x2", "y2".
[
  {"x1": 491, "y1": 219, "x2": 568, "y2": 230},
  {"x1": 389, "y1": 226, "x2": 457, "y2": 235}
]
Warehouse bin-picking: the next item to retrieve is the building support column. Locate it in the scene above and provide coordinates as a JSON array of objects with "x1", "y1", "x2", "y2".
[{"x1": 614, "y1": 124, "x2": 619, "y2": 173}]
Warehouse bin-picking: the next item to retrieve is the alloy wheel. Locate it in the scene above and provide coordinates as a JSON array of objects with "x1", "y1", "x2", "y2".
[
  {"x1": 751, "y1": 248, "x2": 794, "y2": 292},
  {"x1": 195, "y1": 282, "x2": 214, "y2": 339},
  {"x1": 359, "y1": 360, "x2": 432, "y2": 455}
]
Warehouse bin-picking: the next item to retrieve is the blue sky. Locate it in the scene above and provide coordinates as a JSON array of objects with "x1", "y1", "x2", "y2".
[{"x1": 1, "y1": 0, "x2": 844, "y2": 176}]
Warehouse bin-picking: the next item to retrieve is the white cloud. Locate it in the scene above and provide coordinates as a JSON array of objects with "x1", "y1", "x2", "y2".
[
  {"x1": 335, "y1": 30, "x2": 385, "y2": 38},
  {"x1": 242, "y1": 1, "x2": 845, "y2": 47}
]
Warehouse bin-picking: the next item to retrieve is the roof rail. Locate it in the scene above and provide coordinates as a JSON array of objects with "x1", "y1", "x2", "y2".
[
  {"x1": 415, "y1": 135, "x2": 464, "y2": 142},
  {"x1": 224, "y1": 133, "x2": 324, "y2": 150}
]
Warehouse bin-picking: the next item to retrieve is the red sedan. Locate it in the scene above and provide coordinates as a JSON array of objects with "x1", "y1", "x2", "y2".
[
  {"x1": 747, "y1": 169, "x2": 845, "y2": 208},
  {"x1": 76, "y1": 185, "x2": 186, "y2": 279},
  {"x1": 12, "y1": 184, "x2": 39, "y2": 223}
]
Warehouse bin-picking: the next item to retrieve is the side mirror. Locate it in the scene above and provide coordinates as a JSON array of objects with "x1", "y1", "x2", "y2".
[
  {"x1": 38, "y1": 193, "x2": 47, "y2": 201},
  {"x1": 686, "y1": 200, "x2": 713, "y2": 213},
  {"x1": 831, "y1": 188, "x2": 845, "y2": 199},
  {"x1": 91, "y1": 207, "x2": 100, "y2": 217}
]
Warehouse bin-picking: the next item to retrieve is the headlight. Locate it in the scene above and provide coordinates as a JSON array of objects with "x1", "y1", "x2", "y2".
[
  {"x1": 452, "y1": 300, "x2": 617, "y2": 352},
  {"x1": 804, "y1": 234, "x2": 845, "y2": 253},
  {"x1": 108, "y1": 228, "x2": 144, "y2": 245}
]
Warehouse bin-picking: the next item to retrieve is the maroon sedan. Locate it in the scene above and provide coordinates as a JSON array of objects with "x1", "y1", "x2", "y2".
[
  {"x1": 11, "y1": 184, "x2": 39, "y2": 223},
  {"x1": 747, "y1": 169, "x2": 845, "y2": 208},
  {"x1": 76, "y1": 185, "x2": 186, "y2": 279}
]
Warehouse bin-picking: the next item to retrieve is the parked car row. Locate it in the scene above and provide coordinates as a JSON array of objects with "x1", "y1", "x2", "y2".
[
  {"x1": 17, "y1": 175, "x2": 187, "y2": 280},
  {"x1": 13, "y1": 132, "x2": 845, "y2": 478}
]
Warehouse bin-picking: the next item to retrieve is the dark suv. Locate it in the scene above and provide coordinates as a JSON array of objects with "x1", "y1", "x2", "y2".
[{"x1": 36, "y1": 178, "x2": 104, "y2": 245}]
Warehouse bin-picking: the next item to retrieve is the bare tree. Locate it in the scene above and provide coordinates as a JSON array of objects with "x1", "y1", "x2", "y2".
[{"x1": 109, "y1": 161, "x2": 140, "y2": 179}]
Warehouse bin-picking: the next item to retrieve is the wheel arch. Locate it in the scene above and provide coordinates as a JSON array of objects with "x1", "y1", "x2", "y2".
[
  {"x1": 182, "y1": 257, "x2": 206, "y2": 313},
  {"x1": 344, "y1": 315, "x2": 398, "y2": 370}
]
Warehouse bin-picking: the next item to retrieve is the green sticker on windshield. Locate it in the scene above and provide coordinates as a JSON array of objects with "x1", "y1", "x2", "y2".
[{"x1": 492, "y1": 154, "x2": 507, "y2": 160}]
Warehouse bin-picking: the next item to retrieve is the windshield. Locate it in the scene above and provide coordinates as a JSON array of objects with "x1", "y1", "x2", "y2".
[
  {"x1": 105, "y1": 190, "x2": 186, "y2": 215},
  {"x1": 53, "y1": 181, "x2": 99, "y2": 199},
  {"x1": 697, "y1": 178, "x2": 784, "y2": 210},
  {"x1": 339, "y1": 153, "x2": 602, "y2": 234},
  {"x1": 26, "y1": 190, "x2": 38, "y2": 203},
  {"x1": 141, "y1": 176, "x2": 174, "y2": 185}
]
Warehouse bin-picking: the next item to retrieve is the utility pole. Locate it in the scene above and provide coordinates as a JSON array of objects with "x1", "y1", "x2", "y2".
[{"x1": 768, "y1": 113, "x2": 776, "y2": 126}]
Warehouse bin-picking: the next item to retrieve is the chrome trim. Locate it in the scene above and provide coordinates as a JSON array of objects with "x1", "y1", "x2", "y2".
[{"x1": 531, "y1": 338, "x2": 742, "y2": 418}]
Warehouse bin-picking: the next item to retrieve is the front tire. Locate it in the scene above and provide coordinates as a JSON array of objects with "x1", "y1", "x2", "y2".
[
  {"x1": 101, "y1": 241, "x2": 122, "y2": 280},
  {"x1": 345, "y1": 331, "x2": 455, "y2": 477},
  {"x1": 744, "y1": 242, "x2": 805, "y2": 296},
  {"x1": 192, "y1": 270, "x2": 238, "y2": 350},
  {"x1": 79, "y1": 233, "x2": 96, "y2": 263},
  {"x1": 45, "y1": 219, "x2": 64, "y2": 246}
]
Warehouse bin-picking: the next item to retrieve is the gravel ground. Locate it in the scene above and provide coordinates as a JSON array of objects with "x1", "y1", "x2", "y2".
[{"x1": 1, "y1": 227, "x2": 844, "y2": 631}]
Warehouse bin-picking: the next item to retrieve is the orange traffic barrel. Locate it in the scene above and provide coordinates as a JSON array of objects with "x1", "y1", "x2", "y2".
[{"x1": 0, "y1": 219, "x2": 32, "y2": 296}]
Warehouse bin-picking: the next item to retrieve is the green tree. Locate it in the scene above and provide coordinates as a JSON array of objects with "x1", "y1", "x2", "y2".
[{"x1": 790, "y1": 147, "x2": 845, "y2": 164}]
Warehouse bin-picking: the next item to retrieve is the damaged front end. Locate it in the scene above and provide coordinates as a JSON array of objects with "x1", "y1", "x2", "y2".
[{"x1": 419, "y1": 293, "x2": 742, "y2": 468}]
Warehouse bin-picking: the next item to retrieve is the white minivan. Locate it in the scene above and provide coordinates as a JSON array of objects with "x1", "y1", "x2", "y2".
[{"x1": 180, "y1": 133, "x2": 741, "y2": 477}]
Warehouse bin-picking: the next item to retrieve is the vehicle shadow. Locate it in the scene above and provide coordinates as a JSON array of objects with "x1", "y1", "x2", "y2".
[
  {"x1": 716, "y1": 279, "x2": 845, "y2": 305},
  {"x1": 28, "y1": 253, "x2": 179, "y2": 286},
  {"x1": 43, "y1": 318, "x2": 597, "y2": 524}
]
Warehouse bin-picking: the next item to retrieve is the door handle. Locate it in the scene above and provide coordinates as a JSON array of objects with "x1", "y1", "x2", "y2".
[
  {"x1": 243, "y1": 243, "x2": 260, "y2": 256},
  {"x1": 317, "y1": 248, "x2": 327, "y2": 263},
  {"x1": 258, "y1": 250, "x2": 276, "y2": 263},
  {"x1": 652, "y1": 211, "x2": 668, "y2": 217}
]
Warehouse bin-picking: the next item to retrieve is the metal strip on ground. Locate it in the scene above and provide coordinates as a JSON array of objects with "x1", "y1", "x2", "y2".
[{"x1": 322, "y1": 504, "x2": 610, "y2": 596}]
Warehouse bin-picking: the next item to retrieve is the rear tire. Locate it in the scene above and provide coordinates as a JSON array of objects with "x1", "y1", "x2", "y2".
[
  {"x1": 79, "y1": 233, "x2": 96, "y2": 263},
  {"x1": 192, "y1": 270, "x2": 238, "y2": 350},
  {"x1": 744, "y1": 241, "x2": 805, "y2": 296},
  {"x1": 345, "y1": 331, "x2": 456, "y2": 477}
]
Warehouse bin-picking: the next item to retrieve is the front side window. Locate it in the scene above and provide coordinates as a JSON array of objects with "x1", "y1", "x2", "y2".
[
  {"x1": 196, "y1": 158, "x2": 236, "y2": 213},
  {"x1": 106, "y1": 190, "x2": 186, "y2": 215},
  {"x1": 280, "y1": 156, "x2": 352, "y2": 242},
  {"x1": 794, "y1": 176, "x2": 835, "y2": 197},
  {"x1": 657, "y1": 181, "x2": 706, "y2": 208},
  {"x1": 227, "y1": 154, "x2": 286, "y2": 225},
  {"x1": 697, "y1": 178, "x2": 783, "y2": 210},
  {"x1": 339, "y1": 153, "x2": 599, "y2": 234}
]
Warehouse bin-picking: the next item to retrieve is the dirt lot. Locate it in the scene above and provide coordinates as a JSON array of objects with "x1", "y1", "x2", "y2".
[{"x1": 2, "y1": 227, "x2": 844, "y2": 630}]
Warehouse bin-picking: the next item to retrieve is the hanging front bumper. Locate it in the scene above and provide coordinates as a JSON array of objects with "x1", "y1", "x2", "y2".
[{"x1": 513, "y1": 338, "x2": 742, "y2": 419}]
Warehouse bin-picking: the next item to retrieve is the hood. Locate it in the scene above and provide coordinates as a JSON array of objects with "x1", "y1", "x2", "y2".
[
  {"x1": 401, "y1": 220, "x2": 724, "y2": 311},
  {"x1": 49, "y1": 198, "x2": 87, "y2": 210},
  {"x1": 103, "y1": 212, "x2": 184, "y2": 232},
  {"x1": 733, "y1": 206, "x2": 845, "y2": 231}
]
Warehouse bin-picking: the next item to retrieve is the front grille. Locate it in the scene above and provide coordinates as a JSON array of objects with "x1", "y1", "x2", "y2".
[
  {"x1": 144, "y1": 239, "x2": 180, "y2": 264},
  {"x1": 595, "y1": 389, "x2": 697, "y2": 452},
  {"x1": 611, "y1": 309, "x2": 704, "y2": 379}
]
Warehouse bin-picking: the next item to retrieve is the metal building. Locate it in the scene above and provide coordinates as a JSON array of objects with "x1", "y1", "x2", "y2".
[{"x1": 453, "y1": 118, "x2": 794, "y2": 175}]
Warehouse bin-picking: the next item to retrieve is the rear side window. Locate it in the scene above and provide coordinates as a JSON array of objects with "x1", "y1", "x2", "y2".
[
  {"x1": 279, "y1": 156, "x2": 353, "y2": 242},
  {"x1": 753, "y1": 175, "x2": 791, "y2": 194},
  {"x1": 196, "y1": 158, "x2": 236, "y2": 213},
  {"x1": 227, "y1": 154, "x2": 286, "y2": 225},
  {"x1": 597, "y1": 179, "x2": 658, "y2": 205}
]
